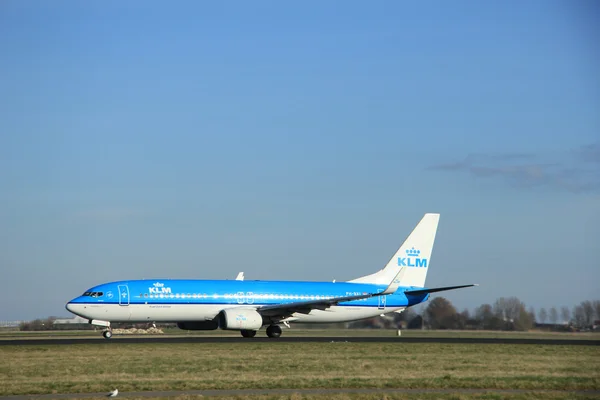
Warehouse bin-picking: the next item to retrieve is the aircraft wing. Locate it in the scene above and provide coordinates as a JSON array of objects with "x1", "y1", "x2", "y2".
[
  {"x1": 257, "y1": 293, "x2": 376, "y2": 318},
  {"x1": 257, "y1": 267, "x2": 405, "y2": 319},
  {"x1": 404, "y1": 284, "x2": 478, "y2": 296}
]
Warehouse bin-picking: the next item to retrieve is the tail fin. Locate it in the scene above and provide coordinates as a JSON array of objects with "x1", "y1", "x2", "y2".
[{"x1": 349, "y1": 213, "x2": 440, "y2": 288}]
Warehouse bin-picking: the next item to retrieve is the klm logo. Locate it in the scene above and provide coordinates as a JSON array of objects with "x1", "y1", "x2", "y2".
[
  {"x1": 149, "y1": 282, "x2": 172, "y2": 294},
  {"x1": 397, "y1": 247, "x2": 428, "y2": 268}
]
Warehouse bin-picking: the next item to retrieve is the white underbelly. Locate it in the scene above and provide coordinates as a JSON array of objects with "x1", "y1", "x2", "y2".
[
  {"x1": 293, "y1": 306, "x2": 405, "y2": 323},
  {"x1": 127, "y1": 304, "x2": 224, "y2": 322},
  {"x1": 71, "y1": 303, "x2": 404, "y2": 324}
]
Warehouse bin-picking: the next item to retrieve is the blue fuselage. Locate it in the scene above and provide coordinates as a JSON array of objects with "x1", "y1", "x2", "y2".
[{"x1": 68, "y1": 279, "x2": 428, "y2": 309}]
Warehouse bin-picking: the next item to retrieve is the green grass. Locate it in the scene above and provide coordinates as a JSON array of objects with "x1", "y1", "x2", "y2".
[
  {"x1": 0, "y1": 342, "x2": 598, "y2": 396},
  {"x1": 59, "y1": 394, "x2": 600, "y2": 400}
]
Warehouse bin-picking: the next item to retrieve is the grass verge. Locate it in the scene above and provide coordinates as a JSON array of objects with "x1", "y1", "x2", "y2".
[{"x1": 0, "y1": 342, "x2": 597, "y2": 396}]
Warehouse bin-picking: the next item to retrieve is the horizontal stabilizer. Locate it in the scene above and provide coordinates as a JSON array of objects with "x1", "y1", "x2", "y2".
[{"x1": 404, "y1": 284, "x2": 478, "y2": 296}]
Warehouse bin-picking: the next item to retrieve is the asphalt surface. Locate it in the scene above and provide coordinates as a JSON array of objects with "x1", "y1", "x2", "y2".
[
  {"x1": 2, "y1": 388, "x2": 599, "y2": 399},
  {"x1": 0, "y1": 336, "x2": 598, "y2": 346}
]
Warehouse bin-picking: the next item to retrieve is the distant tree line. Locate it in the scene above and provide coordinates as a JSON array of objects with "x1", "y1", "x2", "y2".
[
  {"x1": 19, "y1": 317, "x2": 55, "y2": 331},
  {"x1": 349, "y1": 298, "x2": 600, "y2": 332},
  {"x1": 18, "y1": 318, "x2": 152, "y2": 331},
  {"x1": 19, "y1": 317, "x2": 94, "y2": 331}
]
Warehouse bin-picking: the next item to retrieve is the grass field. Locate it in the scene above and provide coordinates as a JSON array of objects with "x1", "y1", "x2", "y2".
[
  {"x1": 0, "y1": 340, "x2": 598, "y2": 399},
  {"x1": 24, "y1": 394, "x2": 600, "y2": 400},
  {"x1": 38, "y1": 393, "x2": 600, "y2": 400}
]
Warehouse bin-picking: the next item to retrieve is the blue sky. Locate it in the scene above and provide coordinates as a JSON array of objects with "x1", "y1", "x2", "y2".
[{"x1": 0, "y1": 1, "x2": 598, "y2": 321}]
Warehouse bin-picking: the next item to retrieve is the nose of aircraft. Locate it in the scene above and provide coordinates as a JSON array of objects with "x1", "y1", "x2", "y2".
[
  {"x1": 65, "y1": 300, "x2": 84, "y2": 315},
  {"x1": 66, "y1": 299, "x2": 91, "y2": 320}
]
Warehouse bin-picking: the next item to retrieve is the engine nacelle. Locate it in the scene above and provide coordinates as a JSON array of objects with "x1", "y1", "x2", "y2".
[
  {"x1": 177, "y1": 320, "x2": 219, "y2": 331},
  {"x1": 218, "y1": 308, "x2": 263, "y2": 330}
]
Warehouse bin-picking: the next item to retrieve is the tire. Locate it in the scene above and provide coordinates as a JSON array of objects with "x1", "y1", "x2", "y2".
[
  {"x1": 102, "y1": 330, "x2": 113, "y2": 339},
  {"x1": 240, "y1": 329, "x2": 257, "y2": 338},
  {"x1": 266, "y1": 325, "x2": 282, "y2": 338}
]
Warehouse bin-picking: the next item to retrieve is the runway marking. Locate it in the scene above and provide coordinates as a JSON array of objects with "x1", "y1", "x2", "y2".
[{"x1": 1, "y1": 388, "x2": 599, "y2": 399}]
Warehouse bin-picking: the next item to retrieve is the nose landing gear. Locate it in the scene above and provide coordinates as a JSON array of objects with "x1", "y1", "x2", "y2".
[{"x1": 102, "y1": 330, "x2": 113, "y2": 339}]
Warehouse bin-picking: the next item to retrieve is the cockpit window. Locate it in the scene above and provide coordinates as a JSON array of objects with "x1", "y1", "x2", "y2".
[
  {"x1": 83, "y1": 292, "x2": 91, "y2": 296},
  {"x1": 83, "y1": 291, "x2": 104, "y2": 297}
]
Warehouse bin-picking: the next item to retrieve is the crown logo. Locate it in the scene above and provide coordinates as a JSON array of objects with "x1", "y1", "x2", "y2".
[
  {"x1": 405, "y1": 247, "x2": 421, "y2": 257},
  {"x1": 153, "y1": 282, "x2": 164, "y2": 288}
]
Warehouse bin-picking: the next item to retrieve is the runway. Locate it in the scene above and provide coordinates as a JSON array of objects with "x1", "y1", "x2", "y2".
[{"x1": 1, "y1": 336, "x2": 598, "y2": 346}]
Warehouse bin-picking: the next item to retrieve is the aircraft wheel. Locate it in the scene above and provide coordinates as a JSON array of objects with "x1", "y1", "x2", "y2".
[
  {"x1": 240, "y1": 329, "x2": 257, "y2": 338},
  {"x1": 102, "y1": 330, "x2": 113, "y2": 339},
  {"x1": 266, "y1": 325, "x2": 282, "y2": 338}
]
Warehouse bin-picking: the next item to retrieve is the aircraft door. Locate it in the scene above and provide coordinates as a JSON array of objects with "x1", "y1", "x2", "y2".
[
  {"x1": 118, "y1": 285, "x2": 130, "y2": 306},
  {"x1": 377, "y1": 290, "x2": 386, "y2": 310}
]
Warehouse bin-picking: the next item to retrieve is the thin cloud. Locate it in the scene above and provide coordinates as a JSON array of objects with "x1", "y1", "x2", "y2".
[
  {"x1": 431, "y1": 153, "x2": 536, "y2": 171},
  {"x1": 472, "y1": 153, "x2": 535, "y2": 162},
  {"x1": 578, "y1": 142, "x2": 600, "y2": 164},
  {"x1": 429, "y1": 143, "x2": 600, "y2": 194}
]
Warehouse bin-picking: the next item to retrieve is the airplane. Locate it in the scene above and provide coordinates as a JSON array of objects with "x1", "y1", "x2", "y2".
[{"x1": 65, "y1": 213, "x2": 476, "y2": 339}]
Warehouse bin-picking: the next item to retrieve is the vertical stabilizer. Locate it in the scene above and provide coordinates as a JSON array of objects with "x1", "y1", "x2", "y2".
[{"x1": 349, "y1": 213, "x2": 440, "y2": 288}]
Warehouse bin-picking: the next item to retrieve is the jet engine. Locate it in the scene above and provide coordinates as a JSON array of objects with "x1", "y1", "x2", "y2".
[
  {"x1": 217, "y1": 308, "x2": 263, "y2": 330},
  {"x1": 176, "y1": 320, "x2": 219, "y2": 330}
]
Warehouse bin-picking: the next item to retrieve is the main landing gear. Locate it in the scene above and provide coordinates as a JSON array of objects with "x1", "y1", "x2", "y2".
[
  {"x1": 102, "y1": 330, "x2": 113, "y2": 339},
  {"x1": 266, "y1": 325, "x2": 282, "y2": 338},
  {"x1": 240, "y1": 329, "x2": 257, "y2": 338},
  {"x1": 239, "y1": 325, "x2": 282, "y2": 338}
]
